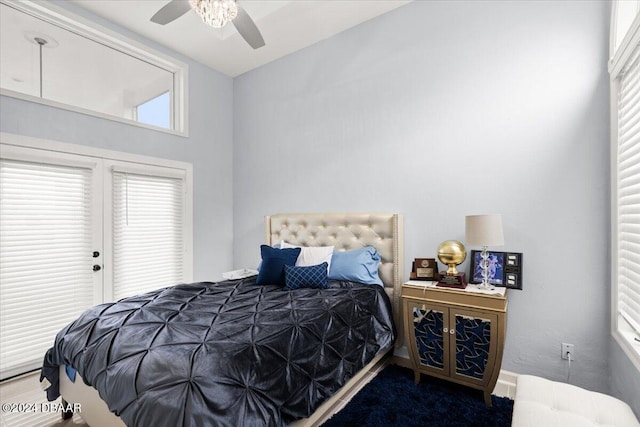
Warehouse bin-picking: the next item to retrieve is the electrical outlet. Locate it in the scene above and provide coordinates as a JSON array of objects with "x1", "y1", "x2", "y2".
[{"x1": 561, "y1": 343, "x2": 575, "y2": 360}]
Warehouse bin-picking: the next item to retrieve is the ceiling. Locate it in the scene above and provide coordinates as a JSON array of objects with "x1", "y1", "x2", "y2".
[{"x1": 70, "y1": 0, "x2": 412, "y2": 77}]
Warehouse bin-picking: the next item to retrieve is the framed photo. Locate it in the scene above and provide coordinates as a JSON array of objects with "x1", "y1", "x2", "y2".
[{"x1": 469, "y1": 251, "x2": 523, "y2": 289}]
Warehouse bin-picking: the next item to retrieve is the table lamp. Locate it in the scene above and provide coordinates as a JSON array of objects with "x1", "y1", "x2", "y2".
[{"x1": 465, "y1": 214, "x2": 504, "y2": 289}]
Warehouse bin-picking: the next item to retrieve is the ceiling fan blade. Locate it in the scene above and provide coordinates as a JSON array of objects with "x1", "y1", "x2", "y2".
[
  {"x1": 232, "y1": 6, "x2": 265, "y2": 49},
  {"x1": 151, "y1": 0, "x2": 192, "y2": 25}
]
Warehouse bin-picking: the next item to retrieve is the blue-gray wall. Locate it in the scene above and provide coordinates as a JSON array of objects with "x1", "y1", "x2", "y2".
[
  {"x1": 0, "y1": 1, "x2": 235, "y2": 281},
  {"x1": 3, "y1": 0, "x2": 639, "y2": 417},
  {"x1": 611, "y1": 340, "x2": 640, "y2": 416},
  {"x1": 233, "y1": 0, "x2": 619, "y2": 397}
]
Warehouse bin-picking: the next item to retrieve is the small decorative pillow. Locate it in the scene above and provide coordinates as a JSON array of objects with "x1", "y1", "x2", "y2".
[
  {"x1": 280, "y1": 241, "x2": 334, "y2": 272},
  {"x1": 256, "y1": 241, "x2": 282, "y2": 272},
  {"x1": 284, "y1": 262, "x2": 329, "y2": 290},
  {"x1": 328, "y1": 246, "x2": 383, "y2": 286},
  {"x1": 256, "y1": 245, "x2": 301, "y2": 286}
]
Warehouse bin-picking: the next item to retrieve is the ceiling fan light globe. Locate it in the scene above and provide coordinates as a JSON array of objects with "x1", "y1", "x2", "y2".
[{"x1": 190, "y1": 0, "x2": 238, "y2": 28}]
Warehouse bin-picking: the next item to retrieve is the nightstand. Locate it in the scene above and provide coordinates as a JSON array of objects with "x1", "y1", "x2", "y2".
[{"x1": 402, "y1": 281, "x2": 507, "y2": 406}]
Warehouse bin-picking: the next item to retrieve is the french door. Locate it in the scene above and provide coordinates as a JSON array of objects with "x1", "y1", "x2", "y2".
[{"x1": 0, "y1": 141, "x2": 191, "y2": 379}]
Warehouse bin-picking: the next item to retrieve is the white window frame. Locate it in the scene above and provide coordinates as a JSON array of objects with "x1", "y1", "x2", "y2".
[
  {"x1": 0, "y1": 0, "x2": 189, "y2": 137},
  {"x1": 610, "y1": 3, "x2": 640, "y2": 371}
]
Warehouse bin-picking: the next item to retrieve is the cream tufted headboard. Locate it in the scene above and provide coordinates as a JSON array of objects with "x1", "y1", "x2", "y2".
[{"x1": 265, "y1": 213, "x2": 404, "y2": 346}]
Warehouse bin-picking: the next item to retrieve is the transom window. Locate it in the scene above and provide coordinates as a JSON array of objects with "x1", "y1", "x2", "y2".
[{"x1": 0, "y1": 1, "x2": 188, "y2": 135}]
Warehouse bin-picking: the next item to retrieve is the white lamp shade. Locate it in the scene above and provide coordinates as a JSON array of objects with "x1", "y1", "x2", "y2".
[{"x1": 465, "y1": 214, "x2": 504, "y2": 247}]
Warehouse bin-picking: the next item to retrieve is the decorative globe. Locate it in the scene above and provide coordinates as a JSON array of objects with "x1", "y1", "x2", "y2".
[{"x1": 437, "y1": 240, "x2": 467, "y2": 275}]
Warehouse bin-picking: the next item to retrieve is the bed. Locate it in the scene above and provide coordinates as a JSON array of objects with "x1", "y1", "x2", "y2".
[{"x1": 40, "y1": 213, "x2": 404, "y2": 426}]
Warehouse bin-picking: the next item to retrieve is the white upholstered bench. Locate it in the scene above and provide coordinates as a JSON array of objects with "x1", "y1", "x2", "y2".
[{"x1": 512, "y1": 375, "x2": 639, "y2": 427}]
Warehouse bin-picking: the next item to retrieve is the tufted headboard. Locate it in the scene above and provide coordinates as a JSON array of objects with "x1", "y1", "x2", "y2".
[{"x1": 265, "y1": 213, "x2": 404, "y2": 345}]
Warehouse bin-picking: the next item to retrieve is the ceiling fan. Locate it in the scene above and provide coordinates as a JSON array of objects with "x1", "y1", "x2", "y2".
[{"x1": 151, "y1": 0, "x2": 265, "y2": 49}]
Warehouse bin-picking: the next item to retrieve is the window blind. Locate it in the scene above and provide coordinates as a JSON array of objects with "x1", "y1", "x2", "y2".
[
  {"x1": 0, "y1": 159, "x2": 94, "y2": 379},
  {"x1": 112, "y1": 171, "x2": 184, "y2": 300},
  {"x1": 617, "y1": 44, "x2": 640, "y2": 335}
]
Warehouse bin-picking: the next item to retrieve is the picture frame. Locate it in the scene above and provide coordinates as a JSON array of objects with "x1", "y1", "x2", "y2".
[{"x1": 469, "y1": 250, "x2": 523, "y2": 290}]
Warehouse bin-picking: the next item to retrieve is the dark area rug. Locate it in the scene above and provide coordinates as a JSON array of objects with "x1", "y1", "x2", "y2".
[{"x1": 322, "y1": 365, "x2": 513, "y2": 427}]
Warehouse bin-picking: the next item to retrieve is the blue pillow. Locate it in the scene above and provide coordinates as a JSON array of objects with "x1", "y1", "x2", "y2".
[
  {"x1": 284, "y1": 263, "x2": 329, "y2": 290},
  {"x1": 328, "y1": 246, "x2": 383, "y2": 286},
  {"x1": 256, "y1": 245, "x2": 301, "y2": 285},
  {"x1": 257, "y1": 242, "x2": 281, "y2": 271}
]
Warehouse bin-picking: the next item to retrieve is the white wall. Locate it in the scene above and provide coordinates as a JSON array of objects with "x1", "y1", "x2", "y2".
[
  {"x1": 233, "y1": 0, "x2": 612, "y2": 393},
  {"x1": 0, "y1": 0, "x2": 234, "y2": 281}
]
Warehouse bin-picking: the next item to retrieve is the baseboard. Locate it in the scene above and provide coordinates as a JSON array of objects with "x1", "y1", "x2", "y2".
[
  {"x1": 493, "y1": 369, "x2": 517, "y2": 399},
  {"x1": 392, "y1": 347, "x2": 518, "y2": 399}
]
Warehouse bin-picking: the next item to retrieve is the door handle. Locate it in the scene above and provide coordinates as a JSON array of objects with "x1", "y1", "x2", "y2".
[{"x1": 93, "y1": 265, "x2": 102, "y2": 272}]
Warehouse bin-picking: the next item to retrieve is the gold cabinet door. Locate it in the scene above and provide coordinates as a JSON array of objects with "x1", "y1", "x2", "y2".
[
  {"x1": 448, "y1": 307, "x2": 499, "y2": 386},
  {"x1": 404, "y1": 299, "x2": 450, "y2": 376}
]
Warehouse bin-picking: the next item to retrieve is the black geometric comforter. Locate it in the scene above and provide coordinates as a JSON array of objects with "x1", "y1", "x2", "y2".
[{"x1": 41, "y1": 278, "x2": 395, "y2": 426}]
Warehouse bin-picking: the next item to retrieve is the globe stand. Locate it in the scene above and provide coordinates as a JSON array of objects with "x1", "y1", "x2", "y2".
[{"x1": 476, "y1": 246, "x2": 495, "y2": 290}]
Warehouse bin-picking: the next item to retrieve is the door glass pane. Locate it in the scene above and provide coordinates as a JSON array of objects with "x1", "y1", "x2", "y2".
[
  {"x1": 0, "y1": 3, "x2": 174, "y2": 129},
  {"x1": 112, "y1": 172, "x2": 184, "y2": 300},
  {"x1": 454, "y1": 314, "x2": 491, "y2": 379},
  {"x1": 0, "y1": 159, "x2": 94, "y2": 379},
  {"x1": 413, "y1": 307, "x2": 445, "y2": 370}
]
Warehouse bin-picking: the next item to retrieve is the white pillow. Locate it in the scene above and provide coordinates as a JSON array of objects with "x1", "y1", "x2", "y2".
[{"x1": 281, "y1": 241, "x2": 334, "y2": 271}]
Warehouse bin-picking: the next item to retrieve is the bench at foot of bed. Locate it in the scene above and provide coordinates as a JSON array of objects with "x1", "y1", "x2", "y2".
[{"x1": 512, "y1": 375, "x2": 639, "y2": 427}]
